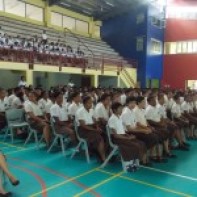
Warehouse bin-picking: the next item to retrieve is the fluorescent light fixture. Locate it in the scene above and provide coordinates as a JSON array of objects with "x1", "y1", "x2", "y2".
[
  {"x1": 106, "y1": 1, "x2": 114, "y2": 7},
  {"x1": 60, "y1": 2, "x2": 71, "y2": 7}
]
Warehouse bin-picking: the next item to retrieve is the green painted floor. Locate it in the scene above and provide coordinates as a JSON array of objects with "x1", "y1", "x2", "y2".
[{"x1": 1, "y1": 135, "x2": 197, "y2": 197}]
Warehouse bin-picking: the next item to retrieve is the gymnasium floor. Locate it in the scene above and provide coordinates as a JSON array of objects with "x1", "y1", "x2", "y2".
[{"x1": 1, "y1": 135, "x2": 197, "y2": 197}]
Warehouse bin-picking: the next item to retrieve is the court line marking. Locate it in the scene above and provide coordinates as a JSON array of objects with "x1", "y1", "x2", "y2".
[
  {"x1": 9, "y1": 157, "x2": 101, "y2": 197},
  {"x1": 29, "y1": 168, "x2": 99, "y2": 197},
  {"x1": 10, "y1": 164, "x2": 47, "y2": 197},
  {"x1": 74, "y1": 171, "x2": 124, "y2": 197},
  {"x1": 5, "y1": 146, "x2": 39, "y2": 155},
  {"x1": 141, "y1": 166, "x2": 197, "y2": 182},
  {"x1": 97, "y1": 169, "x2": 192, "y2": 197},
  {"x1": 0, "y1": 141, "x2": 24, "y2": 149}
]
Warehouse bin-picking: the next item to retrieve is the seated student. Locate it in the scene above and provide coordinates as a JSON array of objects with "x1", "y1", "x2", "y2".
[
  {"x1": 0, "y1": 152, "x2": 20, "y2": 197},
  {"x1": 181, "y1": 95, "x2": 197, "y2": 139},
  {"x1": 42, "y1": 30, "x2": 47, "y2": 45},
  {"x1": 25, "y1": 91, "x2": 51, "y2": 147},
  {"x1": 146, "y1": 96, "x2": 176, "y2": 158},
  {"x1": 50, "y1": 92, "x2": 76, "y2": 144},
  {"x1": 121, "y1": 97, "x2": 159, "y2": 166},
  {"x1": 11, "y1": 89, "x2": 24, "y2": 109},
  {"x1": 0, "y1": 88, "x2": 9, "y2": 130},
  {"x1": 171, "y1": 95, "x2": 190, "y2": 147},
  {"x1": 68, "y1": 92, "x2": 82, "y2": 119},
  {"x1": 108, "y1": 102, "x2": 147, "y2": 171},
  {"x1": 165, "y1": 91, "x2": 175, "y2": 120},
  {"x1": 38, "y1": 91, "x2": 52, "y2": 114},
  {"x1": 134, "y1": 96, "x2": 167, "y2": 162},
  {"x1": 157, "y1": 94, "x2": 189, "y2": 150},
  {"x1": 95, "y1": 93, "x2": 111, "y2": 128},
  {"x1": 76, "y1": 96, "x2": 106, "y2": 163}
]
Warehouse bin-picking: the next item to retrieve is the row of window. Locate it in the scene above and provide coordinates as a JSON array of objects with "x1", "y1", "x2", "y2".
[
  {"x1": 0, "y1": 0, "x2": 100, "y2": 36},
  {"x1": 166, "y1": 7, "x2": 197, "y2": 20},
  {"x1": 0, "y1": 0, "x2": 43, "y2": 22},
  {"x1": 136, "y1": 37, "x2": 162, "y2": 54},
  {"x1": 165, "y1": 41, "x2": 197, "y2": 54}
]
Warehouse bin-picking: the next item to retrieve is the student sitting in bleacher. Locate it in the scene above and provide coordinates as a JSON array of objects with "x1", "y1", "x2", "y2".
[
  {"x1": 108, "y1": 102, "x2": 147, "y2": 172},
  {"x1": 50, "y1": 91, "x2": 76, "y2": 144},
  {"x1": 76, "y1": 96, "x2": 106, "y2": 163},
  {"x1": 25, "y1": 91, "x2": 51, "y2": 147}
]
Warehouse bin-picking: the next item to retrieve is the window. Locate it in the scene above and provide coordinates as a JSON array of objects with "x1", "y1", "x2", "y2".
[
  {"x1": 63, "y1": 16, "x2": 75, "y2": 30},
  {"x1": 151, "y1": 16, "x2": 163, "y2": 28},
  {"x1": 136, "y1": 37, "x2": 144, "y2": 51},
  {"x1": 26, "y1": 4, "x2": 43, "y2": 22},
  {"x1": 193, "y1": 41, "x2": 197, "y2": 53},
  {"x1": 76, "y1": 20, "x2": 89, "y2": 34},
  {"x1": 0, "y1": 0, "x2": 4, "y2": 11},
  {"x1": 5, "y1": 0, "x2": 25, "y2": 17},
  {"x1": 136, "y1": 13, "x2": 145, "y2": 24},
  {"x1": 151, "y1": 39, "x2": 162, "y2": 54},
  {"x1": 176, "y1": 42, "x2": 182, "y2": 54},
  {"x1": 51, "y1": 12, "x2": 62, "y2": 27}
]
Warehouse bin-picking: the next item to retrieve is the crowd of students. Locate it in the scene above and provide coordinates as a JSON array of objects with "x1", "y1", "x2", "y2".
[
  {"x1": 0, "y1": 85, "x2": 197, "y2": 195},
  {"x1": 0, "y1": 29, "x2": 85, "y2": 58}
]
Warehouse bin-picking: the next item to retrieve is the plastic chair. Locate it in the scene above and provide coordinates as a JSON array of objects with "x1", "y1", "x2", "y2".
[
  {"x1": 100, "y1": 125, "x2": 127, "y2": 172},
  {"x1": 4, "y1": 109, "x2": 29, "y2": 143},
  {"x1": 70, "y1": 121, "x2": 90, "y2": 163},
  {"x1": 47, "y1": 117, "x2": 70, "y2": 156}
]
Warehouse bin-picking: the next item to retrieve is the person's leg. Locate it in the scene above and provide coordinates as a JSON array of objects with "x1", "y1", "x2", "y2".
[
  {"x1": 97, "y1": 139, "x2": 106, "y2": 162},
  {"x1": 0, "y1": 154, "x2": 18, "y2": 184},
  {"x1": 0, "y1": 178, "x2": 7, "y2": 195},
  {"x1": 43, "y1": 124, "x2": 51, "y2": 146}
]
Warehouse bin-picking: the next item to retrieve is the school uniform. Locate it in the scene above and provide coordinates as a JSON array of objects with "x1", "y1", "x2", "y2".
[
  {"x1": 108, "y1": 114, "x2": 146, "y2": 161},
  {"x1": 11, "y1": 97, "x2": 23, "y2": 109},
  {"x1": 76, "y1": 106, "x2": 102, "y2": 150},
  {"x1": 122, "y1": 107, "x2": 158, "y2": 149},
  {"x1": 38, "y1": 98, "x2": 52, "y2": 114},
  {"x1": 68, "y1": 102, "x2": 82, "y2": 118}
]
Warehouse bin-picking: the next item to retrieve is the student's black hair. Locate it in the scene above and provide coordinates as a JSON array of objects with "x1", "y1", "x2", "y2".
[
  {"x1": 158, "y1": 94, "x2": 164, "y2": 101},
  {"x1": 111, "y1": 102, "x2": 122, "y2": 113},
  {"x1": 136, "y1": 96, "x2": 145, "y2": 104},
  {"x1": 14, "y1": 87, "x2": 21, "y2": 93},
  {"x1": 100, "y1": 93, "x2": 110, "y2": 102},
  {"x1": 83, "y1": 96, "x2": 92, "y2": 105},
  {"x1": 53, "y1": 91, "x2": 62, "y2": 99},
  {"x1": 126, "y1": 96, "x2": 136, "y2": 105},
  {"x1": 70, "y1": 92, "x2": 80, "y2": 100},
  {"x1": 174, "y1": 94, "x2": 180, "y2": 101},
  {"x1": 147, "y1": 96, "x2": 155, "y2": 104}
]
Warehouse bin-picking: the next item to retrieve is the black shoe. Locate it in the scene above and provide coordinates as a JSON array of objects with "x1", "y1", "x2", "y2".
[
  {"x1": 178, "y1": 145, "x2": 189, "y2": 151},
  {"x1": 10, "y1": 179, "x2": 20, "y2": 186},
  {"x1": 126, "y1": 165, "x2": 138, "y2": 173}
]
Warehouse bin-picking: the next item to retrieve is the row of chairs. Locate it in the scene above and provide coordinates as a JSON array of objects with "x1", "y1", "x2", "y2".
[{"x1": 2, "y1": 108, "x2": 124, "y2": 171}]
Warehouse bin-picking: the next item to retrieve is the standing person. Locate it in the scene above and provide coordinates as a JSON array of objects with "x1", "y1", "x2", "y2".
[
  {"x1": 0, "y1": 152, "x2": 20, "y2": 197},
  {"x1": 18, "y1": 76, "x2": 27, "y2": 87},
  {"x1": 42, "y1": 30, "x2": 47, "y2": 45}
]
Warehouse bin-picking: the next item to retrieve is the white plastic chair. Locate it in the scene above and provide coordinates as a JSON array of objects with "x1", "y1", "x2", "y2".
[
  {"x1": 4, "y1": 109, "x2": 29, "y2": 143},
  {"x1": 70, "y1": 121, "x2": 90, "y2": 163},
  {"x1": 47, "y1": 117, "x2": 70, "y2": 156}
]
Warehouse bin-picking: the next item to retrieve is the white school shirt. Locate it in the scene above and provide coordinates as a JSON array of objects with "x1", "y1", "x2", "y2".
[
  {"x1": 76, "y1": 106, "x2": 94, "y2": 126},
  {"x1": 120, "y1": 94, "x2": 126, "y2": 105},
  {"x1": 38, "y1": 98, "x2": 52, "y2": 114},
  {"x1": 171, "y1": 103, "x2": 182, "y2": 118},
  {"x1": 50, "y1": 103, "x2": 69, "y2": 121},
  {"x1": 25, "y1": 101, "x2": 43, "y2": 116},
  {"x1": 11, "y1": 97, "x2": 23, "y2": 108},
  {"x1": 165, "y1": 98, "x2": 175, "y2": 110},
  {"x1": 108, "y1": 114, "x2": 125, "y2": 135},
  {"x1": 8, "y1": 94, "x2": 17, "y2": 107},
  {"x1": 157, "y1": 104, "x2": 167, "y2": 119},
  {"x1": 42, "y1": 33, "x2": 47, "y2": 40},
  {"x1": 0, "y1": 98, "x2": 9, "y2": 112},
  {"x1": 94, "y1": 102, "x2": 110, "y2": 121},
  {"x1": 121, "y1": 107, "x2": 136, "y2": 131},
  {"x1": 45, "y1": 102, "x2": 54, "y2": 114},
  {"x1": 145, "y1": 105, "x2": 161, "y2": 122},
  {"x1": 18, "y1": 80, "x2": 27, "y2": 87},
  {"x1": 134, "y1": 107, "x2": 148, "y2": 126},
  {"x1": 181, "y1": 101, "x2": 190, "y2": 113},
  {"x1": 68, "y1": 102, "x2": 82, "y2": 117}
]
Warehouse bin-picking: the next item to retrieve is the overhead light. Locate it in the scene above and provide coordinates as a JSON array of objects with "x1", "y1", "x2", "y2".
[
  {"x1": 106, "y1": 1, "x2": 114, "y2": 7},
  {"x1": 60, "y1": 2, "x2": 71, "y2": 7}
]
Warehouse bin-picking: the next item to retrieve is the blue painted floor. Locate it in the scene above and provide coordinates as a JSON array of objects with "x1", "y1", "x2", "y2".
[{"x1": 1, "y1": 135, "x2": 197, "y2": 197}]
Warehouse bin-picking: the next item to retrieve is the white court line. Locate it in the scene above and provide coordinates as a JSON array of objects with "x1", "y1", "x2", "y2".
[
  {"x1": 141, "y1": 166, "x2": 197, "y2": 182},
  {"x1": 5, "y1": 146, "x2": 43, "y2": 155}
]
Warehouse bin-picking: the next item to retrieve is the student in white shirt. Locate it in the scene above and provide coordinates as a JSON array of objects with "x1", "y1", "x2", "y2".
[
  {"x1": 42, "y1": 30, "x2": 47, "y2": 44},
  {"x1": 50, "y1": 92, "x2": 76, "y2": 143},
  {"x1": 134, "y1": 96, "x2": 167, "y2": 163},
  {"x1": 18, "y1": 76, "x2": 27, "y2": 87},
  {"x1": 121, "y1": 97, "x2": 159, "y2": 166},
  {"x1": 146, "y1": 96, "x2": 176, "y2": 159},
  {"x1": 25, "y1": 91, "x2": 51, "y2": 147},
  {"x1": 0, "y1": 88, "x2": 8, "y2": 129},
  {"x1": 38, "y1": 91, "x2": 52, "y2": 114},
  {"x1": 11, "y1": 90, "x2": 24, "y2": 109},
  {"x1": 157, "y1": 94, "x2": 188, "y2": 151},
  {"x1": 76, "y1": 96, "x2": 106, "y2": 162},
  {"x1": 68, "y1": 92, "x2": 82, "y2": 118},
  {"x1": 108, "y1": 102, "x2": 146, "y2": 172}
]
